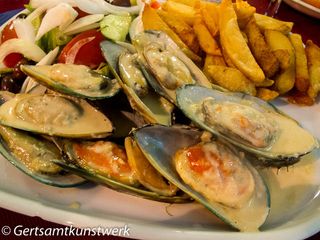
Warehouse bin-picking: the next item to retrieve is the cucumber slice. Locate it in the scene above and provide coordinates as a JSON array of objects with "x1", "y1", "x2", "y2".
[{"x1": 100, "y1": 14, "x2": 132, "y2": 42}]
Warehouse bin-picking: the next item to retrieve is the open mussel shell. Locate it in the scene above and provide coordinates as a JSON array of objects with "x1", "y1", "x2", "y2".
[
  {"x1": 176, "y1": 85, "x2": 319, "y2": 167},
  {"x1": 20, "y1": 64, "x2": 121, "y2": 100},
  {"x1": 53, "y1": 159, "x2": 191, "y2": 203},
  {"x1": 132, "y1": 30, "x2": 213, "y2": 104},
  {"x1": 54, "y1": 139, "x2": 192, "y2": 203},
  {"x1": 124, "y1": 137, "x2": 179, "y2": 196},
  {"x1": 100, "y1": 40, "x2": 173, "y2": 126},
  {"x1": 0, "y1": 93, "x2": 113, "y2": 138},
  {"x1": 0, "y1": 126, "x2": 86, "y2": 187},
  {"x1": 133, "y1": 125, "x2": 270, "y2": 231},
  {"x1": 53, "y1": 139, "x2": 191, "y2": 203}
]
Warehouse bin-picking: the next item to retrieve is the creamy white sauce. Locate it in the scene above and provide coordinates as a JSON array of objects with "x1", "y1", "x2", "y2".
[
  {"x1": 119, "y1": 52, "x2": 148, "y2": 97},
  {"x1": 196, "y1": 98, "x2": 317, "y2": 156},
  {"x1": 176, "y1": 142, "x2": 255, "y2": 209},
  {"x1": 50, "y1": 64, "x2": 104, "y2": 91},
  {"x1": 201, "y1": 99, "x2": 277, "y2": 148},
  {"x1": 33, "y1": 64, "x2": 105, "y2": 92},
  {"x1": 144, "y1": 44, "x2": 194, "y2": 90},
  {"x1": 267, "y1": 113, "x2": 318, "y2": 155},
  {"x1": 0, "y1": 94, "x2": 112, "y2": 137},
  {"x1": 175, "y1": 141, "x2": 269, "y2": 231}
]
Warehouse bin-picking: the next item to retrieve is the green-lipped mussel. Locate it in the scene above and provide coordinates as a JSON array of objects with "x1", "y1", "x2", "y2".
[
  {"x1": 133, "y1": 125, "x2": 270, "y2": 231},
  {"x1": 0, "y1": 93, "x2": 113, "y2": 138},
  {"x1": 176, "y1": 85, "x2": 319, "y2": 167},
  {"x1": 53, "y1": 138, "x2": 191, "y2": 203},
  {"x1": 100, "y1": 40, "x2": 173, "y2": 126},
  {"x1": 20, "y1": 64, "x2": 120, "y2": 100},
  {"x1": 0, "y1": 91, "x2": 86, "y2": 187},
  {"x1": 0, "y1": 125, "x2": 86, "y2": 187},
  {"x1": 132, "y1": 30, "x2": 213, "y2": 104}
]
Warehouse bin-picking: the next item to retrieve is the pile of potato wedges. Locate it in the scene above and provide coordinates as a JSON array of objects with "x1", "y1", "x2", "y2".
[{"x1": 142, "y1": 0, "x2": 320, "y2": 105}]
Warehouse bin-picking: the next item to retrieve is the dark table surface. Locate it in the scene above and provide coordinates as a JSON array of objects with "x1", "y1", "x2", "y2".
[{"x1": 0, "y1": 0, "x2": 319, "y2": 239}]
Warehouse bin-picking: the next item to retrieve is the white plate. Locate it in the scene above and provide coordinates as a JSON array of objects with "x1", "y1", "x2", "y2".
[
  {"x1": 284, "y1": 0, "x2": 320, "y2": 19},
  {"x1": 0, "y1": 103, "x2": 319, "y2": 240},
  {"x1": 0, "y1": 7, "x2": 320, "y2": 240}
]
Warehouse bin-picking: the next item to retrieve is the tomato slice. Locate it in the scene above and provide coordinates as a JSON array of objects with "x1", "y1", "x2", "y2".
[
  {"x1": 0, "y1": 21, "x2": 23, "y2": 67},
  {"x1": 58, "y1": 30, "x2": 106, "y2": 69}
]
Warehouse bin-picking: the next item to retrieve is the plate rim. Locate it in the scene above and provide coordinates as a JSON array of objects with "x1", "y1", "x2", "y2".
[
  {"x1": 284, "y1": 0, "x2": 320, "y2": 19},
  {"x1": 0, "y1": 188, "x2": 319, "y2": 240},
  {"x1": 0, "y1": 5, "x2": 320, "y2": 240}
]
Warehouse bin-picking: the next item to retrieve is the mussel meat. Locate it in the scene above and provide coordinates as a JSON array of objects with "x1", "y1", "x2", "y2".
[
  {"x1": 0, "y1": 93, "x2": 113, "y2": 138},
  {"x1": 134, "y1": 125, "x2": 270, "y2": 231},
  {"x1": 176, "y1": 85, "x2": 319, "y2": 166}
]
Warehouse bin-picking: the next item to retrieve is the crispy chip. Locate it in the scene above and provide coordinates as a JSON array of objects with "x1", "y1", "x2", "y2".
[
  {"x1": 157, "y1": 10, "x2": 200, "y2": 54},
  {"x1": 193, "y1": 13, "x2": 222, "y2": 56},
  {"x1": 257, "y1": 88, "x2": 279, "y2": 101},
  {"x1": 142, "y1": 4, "x2": 201, "y2": 62},
  {"x1": 289, "y1": 33, "x2": 310, "y2": 92},
  {"x1": 306, "y1": 40, "x2": 320, "y2": 99},
  {"x1": 201, "y1": 3, "x2": 219, "y2": 37},
  {"x1": 219, "y1": 0, "x2": 265, "y2": 83},
  {"x1": 244, "y1": 18, "x2": 280, "y2": 78},
  {"x1": 206, "y1": 65, "x2": 257, "y2": 96}
]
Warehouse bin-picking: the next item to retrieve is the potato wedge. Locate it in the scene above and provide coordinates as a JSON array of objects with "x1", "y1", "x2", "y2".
[
  {"x1": 235, "y1": 0, "x2": 256, "y2": 28},
  {"x1": 204, "y1": 54, "x2": 226, "y2": 67},
  {"x1": 162, "y1": 1, "x2": 196, "y2": 25},
  {"x1": 273, "y1": 49, "x2": 291, "y2": 70},
  {"x1": 255, "y1": 79, "x2": 274, "y2": 87},
  {"x1": 203, "y1": 54, "x2": 226, "y2": 79},
  {"x1": 257, "y1": 88, "x2": 279, "y2": 101},
  {"x1": 219, "y1": 0, "x2": 265, "y2": 83},
  {"x1": 264, "y1": 30, "x2": 295, "y2": 94},
  {"x1": 142, "y1": 4, "x2": 201, "y2": 62},
  {"x1": 206, "y1": 65, "x2": 257, "y2": 96},
  {"x1": 193, "y1": 13, "x2": 222, "y2": 56},
  {"x1": 222, "y1": 46, "x2": 236, "y2": 68},
  {"x1": 254, "y1": 13, "x2": 293, "y2": 34},
  {"x1": 201, "y1": 3, "x2": 219, "y2": 37},
  {"x1": 157, "y1": 10, "x2": 200, "y2": 54},
  {"x1": 244, "y1": 18, "x2": 280, "y2": 78},
  {"x1": 306, "y1": 40, "x2": 320, "y2": 99},
  {"x1": 289, "y1": 33, "x2": 310, "y2": 92},
  {"x1": 169, "y1": 0, "x2": 198, "y2": 7}
]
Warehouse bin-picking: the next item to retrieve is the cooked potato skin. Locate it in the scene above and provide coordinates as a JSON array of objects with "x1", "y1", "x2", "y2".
[
  {"x1": 289, "y1": 34, "x2": 310, "y2": 93},
  {"x1": 306, "y1": 40, "x2": 320, "y2": 99},
  {"x1": 264, "y1": 30, "x2": 296, "y2": 94},
  {"x1": 206, "y1": 65, "x2": 257, "y2": 96},
  {"x1": 244, "y1": 18, "x2": 280, "y2": 78}
]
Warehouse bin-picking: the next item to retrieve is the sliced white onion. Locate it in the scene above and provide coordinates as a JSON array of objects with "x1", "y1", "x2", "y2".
[
  {"x1": 21, "y1": 47, "x2": 60, "y2": 93},
  {"x1": 13, "y1": 19, "x2": 36, "y2": 43},
  {"x1": 35, "y1": 3, "x2": 78, "y2": 41},
  {"x1": 64, "y1": 22, "x2": 100, "y2": 35},
  {"x1": 74, "y1": 0, "x2": 143, "y2": 15},
  {"x1": 73, "y1": 0, "x2": 107, "y2": 14},
  {"x1": 26, "y1": 5, "x2": 47, "y2": 23},
  {"x1": 129, "y1": 15, "x2": 143, "y2": 40},
  {"x1": 63, "y1": 14, "x2": 104, "y2": 35},
  {"x1": 29, "y1": 0, "x2": 76, "y2": 9},
  {"x1": 0, "y1": 39, "x2": 46, "y2": 69}
]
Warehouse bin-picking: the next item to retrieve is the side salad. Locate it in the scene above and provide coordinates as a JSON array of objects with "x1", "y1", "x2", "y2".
[{"x1": 0, "y1": 0, "x2": 143, "y2": 93}]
